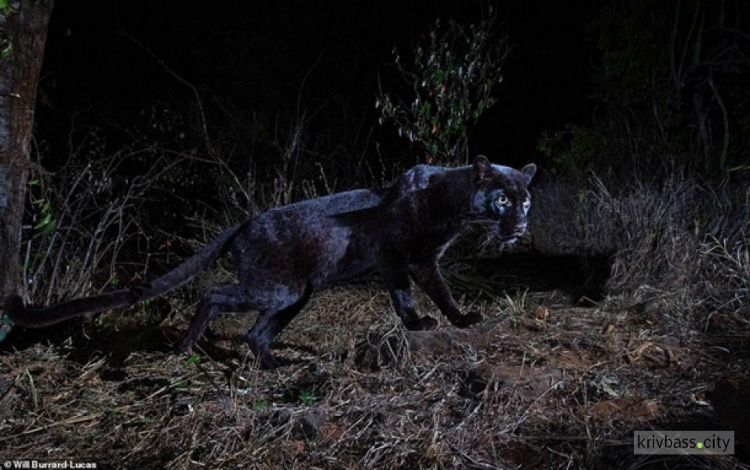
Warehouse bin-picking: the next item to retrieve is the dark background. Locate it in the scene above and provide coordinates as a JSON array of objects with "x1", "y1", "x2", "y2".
[{"x1": 36, "y1": 0, "x2": 603, "y2": 170}]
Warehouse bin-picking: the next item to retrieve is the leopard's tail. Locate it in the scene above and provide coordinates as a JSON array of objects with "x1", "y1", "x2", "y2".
[{"x1": 4, "y1": 224, "x2": 244, "y2": 328}]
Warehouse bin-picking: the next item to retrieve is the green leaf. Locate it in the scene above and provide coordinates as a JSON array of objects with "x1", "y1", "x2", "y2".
[
  {"x1": 0, "y1": 41, "x2": 11, "y2": 60},
  {"x1": 299, "y1": 390, "x2": 317, "y2": 406},
  {"x1": 0, "y1": 0, "x2": 9, "y2": 15},
  {"x1": 34, "y1": 214, "x2": 51, "y2": 230},
  {"x1": 42, "y1": 219, "x2": 56, "y2": 236},
  {"x1": 186, "y1": 354, "x2": 200, "y2": 365}
]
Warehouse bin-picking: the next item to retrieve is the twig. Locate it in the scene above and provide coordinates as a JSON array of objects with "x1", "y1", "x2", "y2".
[
  {"x1": 119, "y1": 30, "x2": 215, "y2": 160},
  {"x1": 0, "y1": 413, "x2": 102, "y2": 442}
]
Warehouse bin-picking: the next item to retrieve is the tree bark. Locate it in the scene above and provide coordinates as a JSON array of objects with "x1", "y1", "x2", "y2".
[{"x1": 0, "y1": 0, "x2": 55, "y2": 298}]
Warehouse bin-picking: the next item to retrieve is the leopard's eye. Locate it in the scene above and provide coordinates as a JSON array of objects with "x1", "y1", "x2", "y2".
[
  {"x1": 523, "y1": 198, "x2": 531, "y2": 208},
  {"x1": 497, "y1": 195, "x2": 509, "y2": 206}
]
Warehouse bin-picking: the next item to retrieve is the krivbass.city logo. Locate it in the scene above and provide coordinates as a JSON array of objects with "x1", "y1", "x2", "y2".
[{"x1": 634, "y1": 431, "x2": 734, "y2": 455}]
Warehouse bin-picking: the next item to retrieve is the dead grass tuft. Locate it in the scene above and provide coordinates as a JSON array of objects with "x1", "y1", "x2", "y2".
[
  {"x1": 4, "y1": 152, "x2": 748, "y2": 467},
  {"x1": 530, "y1": 169, "x2": 749, "y2": 332},
  {"x1": 1, "y1": 282, "x2": 746, "y2": 468}
]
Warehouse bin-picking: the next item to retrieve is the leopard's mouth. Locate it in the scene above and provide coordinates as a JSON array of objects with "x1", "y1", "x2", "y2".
[
  {"x1": 496, "y1": 234, "x2": 521, "y2": 244},
  {"x1": 495, "y1": 228, "x2": 526, "y2": 243}
]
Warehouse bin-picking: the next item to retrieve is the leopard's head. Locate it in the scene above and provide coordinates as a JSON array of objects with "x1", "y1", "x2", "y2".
[{"x1": 470, "y1": 155, "x2": 537, "y2": 243}]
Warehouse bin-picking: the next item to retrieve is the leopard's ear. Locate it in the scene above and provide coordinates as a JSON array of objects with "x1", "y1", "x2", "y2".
[
  {"x1": 521, "y1": 163, "x2": 537, "y2": 184},
  {"x1": 473, "y1": 155, "x2": 493, "y2": 181}
]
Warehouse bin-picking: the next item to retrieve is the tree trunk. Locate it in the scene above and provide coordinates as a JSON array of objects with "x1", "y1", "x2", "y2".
[{"x1": 0, "y1": 0, "x2": 55, "y2": 298}]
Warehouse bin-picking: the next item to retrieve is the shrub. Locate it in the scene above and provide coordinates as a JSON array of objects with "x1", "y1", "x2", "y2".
[{"x1": 376, "y1": 13, "x2": 509, "y2": 165}]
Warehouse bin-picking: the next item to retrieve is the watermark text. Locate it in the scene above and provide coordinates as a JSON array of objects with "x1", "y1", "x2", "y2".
[{"x1": 634, "y1": 431, "x2": 734, "y2": 455}]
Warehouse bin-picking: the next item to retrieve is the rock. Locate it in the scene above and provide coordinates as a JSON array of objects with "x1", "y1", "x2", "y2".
[
  {"x1": 270, "y1": 407, "x2": 293, "y2": 427},
  {"x1": 293, "y1": 411, "x2": 324, "y2": 440},
  {"x1": 269, "y1": 407, "x2": 324, "y2": 440}
]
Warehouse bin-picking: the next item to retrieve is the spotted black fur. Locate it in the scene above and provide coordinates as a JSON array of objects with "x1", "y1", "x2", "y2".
[{"x1": 5, "y1": 156, "x2": 536, "y2": 368}]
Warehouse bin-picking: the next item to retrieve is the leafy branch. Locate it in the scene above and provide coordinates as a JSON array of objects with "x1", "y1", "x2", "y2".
[{"x1": 376, "y1": 13, "x2": 510, "y2": 165}]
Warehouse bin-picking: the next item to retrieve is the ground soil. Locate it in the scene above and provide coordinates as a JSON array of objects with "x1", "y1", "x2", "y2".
[{"x1": 1, "y1": 253, "x2": 748, "y2": 469}]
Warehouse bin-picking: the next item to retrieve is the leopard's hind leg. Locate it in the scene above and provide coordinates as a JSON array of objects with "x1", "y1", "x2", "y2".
[
  {"x1": 178, "y1": 282, "x2": 313, "y2": 369},
  {"x1": 245, "y1": 282, "x2": 313, "y2": 369},
  {"x1": 177, "y1": 284, "x2": 258, "y2": 352}
]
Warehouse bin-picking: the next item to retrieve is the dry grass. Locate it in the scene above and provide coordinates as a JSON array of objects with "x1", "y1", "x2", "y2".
[
  {"x1": 4, "y1": 147, "x2": 749, "y2": 468},
  {"x1": 1, "y1": 279, "x2": 746, "y2": 468},
  {"x1": 529, "y1": 170, "x2": 749, "y2": 332}
]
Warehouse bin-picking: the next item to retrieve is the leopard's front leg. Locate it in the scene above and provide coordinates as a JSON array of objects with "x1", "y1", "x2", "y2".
[
  {"x1": 409, "y1": 259, "x2": 482, "y2": 328},
  {"x1": 378, "y1": 256, "x2": 438, "y2": 330}
]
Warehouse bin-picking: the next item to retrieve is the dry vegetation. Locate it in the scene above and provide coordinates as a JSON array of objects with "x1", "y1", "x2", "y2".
[
  {"x1": 1, "y1": 164, "x2": 749, "y2": 468},
  {"x1": 5, "y1": 1, "x2": 749, "y2": 466},
  {"x1": 1, "y1": 121, "x2": 749, "y2": 468},
  {"x1": 1, "y1": 277, "x2": 747, "y2": 469}
]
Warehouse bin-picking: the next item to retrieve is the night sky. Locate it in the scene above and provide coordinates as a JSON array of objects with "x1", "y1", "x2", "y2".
[{"x1": 37, "y1": 0, "x2": 604, "y2": 169}]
